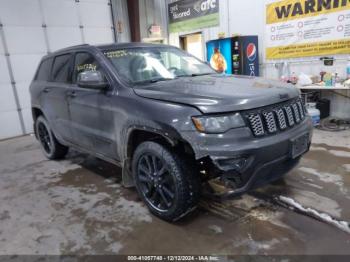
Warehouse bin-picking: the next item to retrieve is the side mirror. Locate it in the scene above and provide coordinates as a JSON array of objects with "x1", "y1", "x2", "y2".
[{"x1": 77, "y1": 71, "x2": 108, "y2": 89}]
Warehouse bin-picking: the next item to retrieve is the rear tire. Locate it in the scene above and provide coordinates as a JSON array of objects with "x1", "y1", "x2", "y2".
[
  {"x1": 132, "y1": 141, "x2": 200, "y2": 222},
  {"x1": 35, "y1": 116, "x2": 68, "y2": 160}
]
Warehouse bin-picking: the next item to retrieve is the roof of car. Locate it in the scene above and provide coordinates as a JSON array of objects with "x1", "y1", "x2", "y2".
[
  {"x1": 55, "y1": 42, "x2": 172, "y2": 53},
  {"x1": 42, "y1": 42, "x2": 174, "y2": 60},
  {"x1": 97, "y1": 42, "x2": 172, "y2": 50}
]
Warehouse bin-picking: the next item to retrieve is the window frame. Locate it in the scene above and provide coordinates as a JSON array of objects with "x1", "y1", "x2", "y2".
[
  {"x1": 51, "y1": 53, "x2": 74, "y2": 84},
  {"x1": 34, "y1": 57, "x2": 54, "y2": 82}
]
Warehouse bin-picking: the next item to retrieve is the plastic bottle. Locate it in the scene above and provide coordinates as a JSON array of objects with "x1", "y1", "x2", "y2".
[
  {"x1": 324, "y1": 73, "x2": 332, "y2": 87},
  {"x1": 347, "y1": 58, "x2": 350, "y2": 79},
  {"x1": 290, "y1": 72, "x2": 298, "y2": 84},
  {"x1": 307, "y1": 103, "x2": 320, "y2": 126},
  {"x1": 331, "y1": 73, "x2": 336, "y2": 87},
  {"x1": 282, "y1": 62, "x2": 290, "y2": 80}
]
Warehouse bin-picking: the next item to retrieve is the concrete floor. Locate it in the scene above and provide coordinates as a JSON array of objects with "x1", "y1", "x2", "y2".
[{"x1": 0, "y1": 129, "x2": 349, "y2": 255}]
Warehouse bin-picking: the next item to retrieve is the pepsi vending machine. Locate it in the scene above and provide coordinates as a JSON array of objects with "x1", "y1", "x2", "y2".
[
  {"x1": 232, "y1": 36, "x2": 259, "y2": 76},
  {"x1": 206, "y1": 36, "x2": 259, "y2": 76}
]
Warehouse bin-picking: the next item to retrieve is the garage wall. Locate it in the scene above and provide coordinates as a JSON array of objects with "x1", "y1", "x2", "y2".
[
  {"x1": 111, "y1": 0, "x2": 131, "y2": 42},
  {"x1": 0, "y1": 0, "x2": 115, "y2": 140},
  {"x1": 168, "y1": 0, "x2": 349, "y2": 78},
  {"x1": 167, "y1": 0, "x2": 350, "y2": 118},
  {"x1": 139, "y1": 0, "x2": 169, "y2": 41}
]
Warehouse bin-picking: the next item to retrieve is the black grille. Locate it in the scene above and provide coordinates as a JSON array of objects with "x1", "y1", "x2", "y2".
[
  {"x1": 297, "y1": 101, "x2": 305, "y2": 118},
  {"x1": 246, "y1": 98, "x2": 307, "y2": 137},
  {"x1": 263, "y1": 111, "x2": 277, "y2": 133},
  {"x1": 248, "y1": 114, "x2": 265, "y2": 136},
  {"x1": 274, "y1": 108, "x2": 287, "y2": 130},
  {"x1": 292, "y1": 103, "x2": 301, "y2": 123}
]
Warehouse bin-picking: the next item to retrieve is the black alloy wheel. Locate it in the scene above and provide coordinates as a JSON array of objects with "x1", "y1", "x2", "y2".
[
  {"x1": 132, "y1": 141, "x2": 201, "y2": 222},
  {"x1": 35, "y1": 116, "x2": 69, "y2": 160},
  {"x1": 137, "y1": 153, "x2": 176, "y2": 212},
  {"x1": 38, "y1": 122, "x2": 52, "y2": 154}
]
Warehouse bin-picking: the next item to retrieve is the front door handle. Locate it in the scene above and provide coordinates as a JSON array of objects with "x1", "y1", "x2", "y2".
[{"x1": 43, "y1": 87, "x2": 50, "y2": 93}]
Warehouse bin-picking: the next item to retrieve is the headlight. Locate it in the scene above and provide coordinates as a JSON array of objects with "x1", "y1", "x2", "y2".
[{"x1": 192, "y1": 113, "x2": 245, "y2": 133}]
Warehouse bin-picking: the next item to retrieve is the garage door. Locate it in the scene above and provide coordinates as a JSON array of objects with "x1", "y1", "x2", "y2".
[{"x1": 0, "y1": 0, "x2": 115, "y2": 140}]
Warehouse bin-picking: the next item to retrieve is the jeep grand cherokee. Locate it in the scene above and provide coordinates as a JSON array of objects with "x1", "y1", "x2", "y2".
[{"x1": 30, "y1": 43, "x2": 313, "y2": 221}]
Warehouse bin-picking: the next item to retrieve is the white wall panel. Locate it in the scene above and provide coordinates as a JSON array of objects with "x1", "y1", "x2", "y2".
[
  {"x1": 80, "y1": 0, "x2": 110, "y2": 4},
  {"x1": 0, "y1": 0, "x2": 42, "y2": 26},
  {"x1": 0, "y1": 84, "x2": 17, "y2": 113},
  {"x1": 0, "y1": 0, "x2": 116, "y2": 139},
  {"x1": 47, "y1": 27, "x2": 83, "y2": 51},
  {"x1": 21, "y1": 108, "x2": 34, "y2": 134},
  {"x1": 218, "y1": 0, "x2": 229, "y2": 35},
  {"x1": 83, "y1": 28, "x2": 113, "y2": 45},
  {"x1": 0, "y1": 38, "x2": 4, "y2": 54},
  {"x1": 0, "y1": 55, "x2": 11, "y2": 84},
  {"x1": 0, "y1": 111, "x2": 23, "y2": 140},
  {"x1": 10, "y1": 54, "x2": 43, "y2": 83},
  {"x1": 42, "y1": 0, "x2": 80, "y2": 27},
  {"x1": 15, "y1": 82, "x2": 32, "y2": 111},
  {"x1": 79, "y1": 1, "x2": 112, "y2": 27},
  {"x1": 4, "y1": 27, "x2": 46, "y2": 54}
]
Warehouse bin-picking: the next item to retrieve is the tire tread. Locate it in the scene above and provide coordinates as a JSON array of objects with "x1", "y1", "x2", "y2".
[
  {"x1": 36, "y1": 116, "x2": 68, "y2": 160},
  {"x1": 132, "y1": 141, "x2": 201, "y2": 222}
]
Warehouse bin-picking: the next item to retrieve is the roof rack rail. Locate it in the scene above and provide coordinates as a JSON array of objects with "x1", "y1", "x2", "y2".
[{"x1": 54, "y1": 43, "x2": 91, "y2": 53}]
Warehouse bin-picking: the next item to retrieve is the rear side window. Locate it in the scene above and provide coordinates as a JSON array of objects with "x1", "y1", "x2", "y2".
[
  {"x1": 52, "y1": 54, "x2": 72, "y2": 83},
  {"x1": 35, "y1": 58, "x2": 53, "y2": 81}
]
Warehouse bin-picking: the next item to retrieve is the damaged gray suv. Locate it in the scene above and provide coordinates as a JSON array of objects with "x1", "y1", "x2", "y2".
[{"x1": 30, "y1": 43, "x2": 313, "y2": 221}]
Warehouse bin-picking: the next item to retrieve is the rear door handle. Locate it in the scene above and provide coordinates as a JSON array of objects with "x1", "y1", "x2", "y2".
[{"x1": 43, "y1": 87, "x2": 50, "y2": 93}]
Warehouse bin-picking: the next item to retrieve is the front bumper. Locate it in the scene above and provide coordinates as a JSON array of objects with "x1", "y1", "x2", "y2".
[{"x1": 182, "y1": 116, "x2": 313, "y2": 199}]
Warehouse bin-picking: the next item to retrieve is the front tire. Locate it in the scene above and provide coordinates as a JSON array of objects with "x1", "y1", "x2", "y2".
[
  {"x1": 35, "y1": 116, "x2": 68, "y2": 160},
  {"x1": 132, "y1": 141, "x2": 200, "y2": 222}
]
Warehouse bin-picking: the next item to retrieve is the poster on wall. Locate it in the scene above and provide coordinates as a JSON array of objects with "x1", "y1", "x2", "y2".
[
  {"x1": 265, "y1": 0, "x2": 350, "y2": 59},
  {"x1": 168, "y1": 0, "x2": 219, "y2": 33}
]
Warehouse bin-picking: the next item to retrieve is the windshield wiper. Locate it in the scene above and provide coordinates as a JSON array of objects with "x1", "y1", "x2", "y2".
[
  {"x1": 191, "y1": 73, "x2": 215, "y2": 77},
  {"x1": 134, "y1": 73, "x2": 215, "y2": 84},
  {"x1": 134, "y1": 77, "x2": 175, "y2": 85},
  {"x1": 176, "y1": 73, "x2": 215, "y2": 78}
]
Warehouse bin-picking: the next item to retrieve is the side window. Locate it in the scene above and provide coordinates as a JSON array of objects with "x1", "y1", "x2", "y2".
[
  {"x1": 35, "y1": 58, "x2": 53, "y2": 81},
  {"x1": 73, "y1": 52, "x2": 102, "y2": 84},
  {"x1": 52, "y1": 54, "x2": 72, "y2": 83}
]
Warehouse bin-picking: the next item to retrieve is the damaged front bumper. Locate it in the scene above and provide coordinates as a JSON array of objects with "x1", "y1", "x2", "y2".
[{"x1": 182, "y1": 117, "x2": 313, "y2": 200}]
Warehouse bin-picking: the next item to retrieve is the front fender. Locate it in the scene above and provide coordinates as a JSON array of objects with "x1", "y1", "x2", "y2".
[{"x1": 120, "y1": 122, "x2": 187, "y2": 188}]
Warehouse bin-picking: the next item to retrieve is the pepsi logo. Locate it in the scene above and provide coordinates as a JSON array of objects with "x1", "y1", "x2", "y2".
[{"x1": 246, "y1": 43, "x2": 257, "y2": 62}]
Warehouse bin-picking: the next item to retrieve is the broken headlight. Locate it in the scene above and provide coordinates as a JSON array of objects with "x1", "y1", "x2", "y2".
[{"x1": 192, "y1": 113, "x2": 245, "y2": 134}]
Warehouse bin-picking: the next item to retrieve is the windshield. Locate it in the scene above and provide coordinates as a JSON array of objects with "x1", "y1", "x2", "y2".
[{"x1": 102, "y1": 46, "x2": 215, "y2": 84}]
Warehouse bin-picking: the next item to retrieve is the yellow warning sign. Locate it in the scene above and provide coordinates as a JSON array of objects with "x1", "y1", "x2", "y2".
[
  {"x1": 267, "y1": 0, "x2": 350, "y2": 24},
  {"x1": 266, "y1": 0, "x2": 350, "y2": 59},
  {"x1": 266, "y1": 39, "x2": 350, "y2": 59}
]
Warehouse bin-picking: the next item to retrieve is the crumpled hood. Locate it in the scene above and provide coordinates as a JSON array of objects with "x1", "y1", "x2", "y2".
[{"x1": 133, "y1": 75, "x2": 300, "y2": 114}]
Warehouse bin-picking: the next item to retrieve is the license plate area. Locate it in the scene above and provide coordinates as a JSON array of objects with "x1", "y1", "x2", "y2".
[{"x1": 290, "y1": 133, "x2": 309, "y2": 159}]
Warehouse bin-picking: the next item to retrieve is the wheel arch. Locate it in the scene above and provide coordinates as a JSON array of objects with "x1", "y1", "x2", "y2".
[
  {"x1": 121, "y1": 126, "x2": 196, "y2": 188},
  {"x1": 32, "y1": 107, "x2": 44, "y2": 121},
  {"x1": 32, "y1": 107, "x2": 45, "y2": 138}
]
